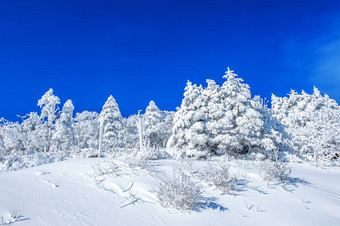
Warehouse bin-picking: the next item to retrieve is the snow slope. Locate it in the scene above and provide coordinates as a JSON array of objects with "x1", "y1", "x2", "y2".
[{"x1": 0, "y1": 158, "x2": 339, "y2": 226}]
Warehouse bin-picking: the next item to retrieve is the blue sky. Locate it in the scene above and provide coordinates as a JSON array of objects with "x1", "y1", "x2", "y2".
[{"x1": 1, "y1": 0, "x2": 339, "y2": 121}]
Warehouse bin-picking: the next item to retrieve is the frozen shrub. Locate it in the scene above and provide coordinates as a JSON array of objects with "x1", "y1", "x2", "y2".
[
  {"x1": 135, "y1": 147, "x2": 170, "y2": 160},
  {"x1": 259, "y1": 155, "x2": 292, "y2": 184},
  {"x1": 0, "y1": 210, "x2": 23, "y2": 225},
  {"x1": 199, "y1": 163, "x2": 237, "y2": 195},
  {"x1": 122, "y1": 155, "x2": 151, "y2": 173},
  {"x1": 91, "y1": 162, "x2": 119, "y2": 177},
  {"x1": 249, "y1": 152, "x2": 267, "y2": 161},
  {"x1": 156, "y1": 168, "x2": 201, "y2": 211},
  {"x1": 88, "y1": 162, "x2": 120, "y2": 189}
]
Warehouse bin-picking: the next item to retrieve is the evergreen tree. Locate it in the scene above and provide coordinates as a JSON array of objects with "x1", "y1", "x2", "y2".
[
  {"x1": 0, "y1": 119, "x2": 23, "y2": 155},
  {"x1": 143, "y1": 101, "x2": 165, "y2": 149},
  {"x1": 37, "y1": 89, "x2": 60, "y2": 152},
  {"x1": 167, "y1": 81, "x2": 209, "y2": 158},
  {"x1": 162, "y1": 110, "x2": 175, "y2": 148},
  {"x1": 98, "y1": 95, "x2": 124, "y2": 155},
  {"x1": 169, "y1": 68, "x2": 280, "y2": 158},
  {"x1": 20, "y1": 112, "x2": 45, "y2": 154},
  {"x1": 74, "y1": 111, "x2": 99, "y2": 155},
  {"x1": 122, "y1": 114, "x2": 140, "y2": 149},
  {"x1": 206, "y1": 68, "x2": 272, "y2": 155},
  {"x1": 271, "y1": 87, "x2": 340, "y2": 164},
  {"x1": 53, "y1": 100, "x2": 75, "y2": 151}
]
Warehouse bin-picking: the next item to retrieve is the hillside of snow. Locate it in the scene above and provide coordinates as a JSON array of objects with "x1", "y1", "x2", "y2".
[{"x1": 1, "y1": 158, "x2": 339, "y2": 226}]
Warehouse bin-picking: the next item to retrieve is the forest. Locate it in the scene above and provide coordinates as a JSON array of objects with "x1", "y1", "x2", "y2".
[{"x1": 0, "y1": 68, "x2": 339, "y2": 171}]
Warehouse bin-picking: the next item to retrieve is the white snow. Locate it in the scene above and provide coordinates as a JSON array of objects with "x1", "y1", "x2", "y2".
[{"x1": 1, "y1": 158, "x2": 339, "y2": 225}]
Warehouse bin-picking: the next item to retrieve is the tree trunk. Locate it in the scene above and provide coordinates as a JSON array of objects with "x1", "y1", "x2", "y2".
[
  {"x1": 138, "y1": 110, "x2": 144, "y2": 151},
  {"x1": 98, "y1": 121, "x2": 104, "y2": 158}
]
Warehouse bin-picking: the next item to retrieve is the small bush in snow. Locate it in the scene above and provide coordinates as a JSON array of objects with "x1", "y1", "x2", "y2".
[
  {"x1": 199, "y1": 163, "x2": 237, "y2": 195},
  {"x1": 91, "y1": 162, "x2": 119, "y2": 177},
  {"x1": 122, "y1": 154, "x2": 152, "y2": 174},
  {"x1": 249, "y1": 152, "x2": 268, "y2": 161},
  {"x1": 0, "y1": 210, "x2": 22, "y2": 225},
  {"x1": 259, "y1": 156, "x2": 291, "y2": 184},
  {"x1": 134, "y1": 148, "x2": 170, "y2": 160},
  {"x1": 88, "y1": 162, "x2": 120, "y2": 189},
  {"x1": 156, "y1": 168, "x2": 201, "y2": 211}
]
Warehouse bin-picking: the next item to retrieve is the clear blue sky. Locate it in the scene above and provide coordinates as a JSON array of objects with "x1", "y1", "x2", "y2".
[{"x1": 1, "y1": 0, "x2": 340, "y2": 121}]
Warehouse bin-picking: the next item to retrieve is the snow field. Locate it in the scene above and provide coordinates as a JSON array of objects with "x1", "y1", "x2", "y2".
[{"x1": 0, "y1": 158, "x2": 339, "y2": 225}]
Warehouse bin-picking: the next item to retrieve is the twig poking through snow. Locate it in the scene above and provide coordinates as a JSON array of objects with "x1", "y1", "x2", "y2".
[{"x1": 244, "y1": 201, "x2": 254, "y2": 211}]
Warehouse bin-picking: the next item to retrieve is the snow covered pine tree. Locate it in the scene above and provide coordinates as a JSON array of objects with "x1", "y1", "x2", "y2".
[
  {"x1": 143, "y1": 101, "x2": 170, "y2": 149},
  {"x1": 37, "y1": 89, "x2": 60, "y2": 152},
  {"x1": 53, "y1": 100, "x2": 75, "y2": 152},
  {"x1": 168, "y1": 68, "x2": 280, "y2": 158},
  {"x1": 271, "y1": 87, "x2": 340, "y2": 164},
  {"x1": 167, "y1": 81, "x2": 209, "y2": 158},
  {"x1": 98, "y1": 95, "x2": 124, "y2": 157}
]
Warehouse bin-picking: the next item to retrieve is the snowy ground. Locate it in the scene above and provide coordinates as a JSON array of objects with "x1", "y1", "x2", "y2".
[{"x1": 0, "y1": 158, "x2": 339, "y2": 226}]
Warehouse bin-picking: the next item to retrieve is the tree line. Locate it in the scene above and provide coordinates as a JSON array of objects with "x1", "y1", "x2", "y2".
[{"x1": 0, "y1": 68, "x2": 339, "y2": 166}]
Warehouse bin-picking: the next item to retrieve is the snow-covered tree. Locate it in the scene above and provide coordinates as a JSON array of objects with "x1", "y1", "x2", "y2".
[
  {"x1": 167, "y1": 81, "x2": 209, "y2": 158},
  {"x1": 162, "y1": 110, "x2": 175, "y2": 147},
  {"x1": 53, "y1": 100, "x2": 75, "y2": 151},
  {"x1": 37, "y1": 89, "x2": 60, "y2": 152},
  {"x1": 74, "y1": 111, "x2": 99, "y2": 155},
  {"x1": 0, "y1": 118, "x2": 9, "y2": 156},
  {"x1": 168, "y1": 68, "x2": 280, "y2": 158},
  {"x1": 20, "y1": 112, "x2": 45, "y2": 154},
  {"x1": 98, "y1": 95, "x2": 124, "y2": 156},
  {"x1": 206, "y1": 68, "x2": 277, "y2": 156},
  {"x1": 251, "y1": 96, "x2": 285, "y2": 156},
  {"x1": 0, "y1": 118, "x2": 23, "y2": 156},
  {"x1": 143, "y1": 101, "x2": 166, "y2": 149},
  {"x1": 271, "y1": 87, "x2": 340, "y2": 164},
  {"x1": 122, "y1": 114, "x2": 140, "y2": 149}
]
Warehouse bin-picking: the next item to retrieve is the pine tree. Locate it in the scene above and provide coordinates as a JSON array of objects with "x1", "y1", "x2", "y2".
[
  {"x1": 53, "y1": 100, "x2": 75, "y2": 151},
  {"x1": 206, "y1": 68, "x2": 254, "y2": 155},
  {"x1": 74, "y1": 111, "x2": 99, "y2": 155},
  {"x1": 162, "y1": 110, "x2": 175, "y2": 148},
  {"x1": 37, "y1": 89, "x2": 60, "y2": 152},
  {"x1": 122, "y1": 114, "x2": 140, "y2": 149},
  {"x1": 0, "y1": 119, "x2": 23, "y2": 155},
  {"x1": 167, "y1": 81, "x2": 209, "y2": 158},
  {"x1": 271, "y1": 87, "x2": 340, "y2": 164},
  {"x1": 169, "y1": 68, "x2": 280, "y2": 158},
  {"x1": 20, "y1": 112, "x2": 45, "y2": 154},
  {"x1": 218, "y1": 68, "x2": 278, "y2": 155},
  {"x1": 143, "y1": 101, "x2": 165, "y2": 149},
  {"x1": 74, "y1": 111, "x2": 99, "y2": 151},
  {"x1": 98, "y1": 95, "x2": 124, "y2": 156}
]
